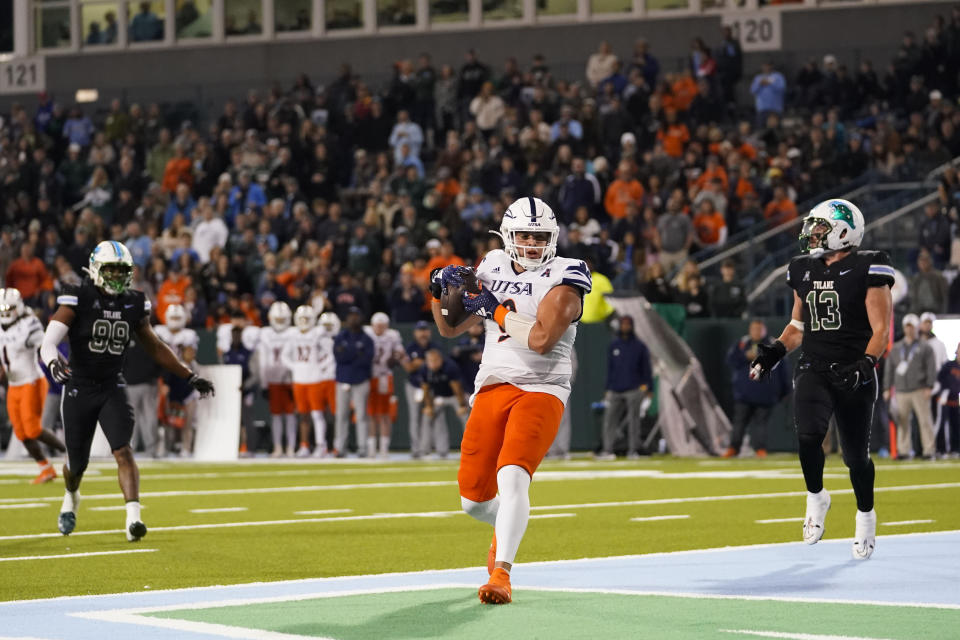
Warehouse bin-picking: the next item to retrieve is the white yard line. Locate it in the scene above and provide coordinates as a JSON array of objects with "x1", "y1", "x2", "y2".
[
  {"x1": 293, "y1": 509, "x2": 353, "y2": 515},
  {"x1": 189, "y1": 508, "x2": 248, "y2": 514},
  {"x1": 0, "y1": 503, "x2": 47, "y2": 510},
  {"x1": 630, "y1": 515, "x2": 690, "y2": 522},
  {"x1": 720, "y1": 630, "x2": 896, "y2": 640},
  {"x1": 74, "y1": 612, "x2": 329, "y2": 640},
  {"x1": 1, "y1": 482, "x2": 957, "y2": 542},
  {"x1": 756, "y1": 517, "x2": 803, "y2": 524},
  {"x1": 0, "y1": 549, "x2": 157, "y2": 563},
  {"x1": 528, "y1": 513, "x2": 576, "y2": 519},
  {"x1": 881, "y1": 519, "x2": 935, "y2": 526},
  {"x1": 90, "y1": 505, "x2": 144, "y2": 512}
]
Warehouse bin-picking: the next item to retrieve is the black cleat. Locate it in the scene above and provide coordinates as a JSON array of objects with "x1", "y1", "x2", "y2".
[
  {"x1": 58, "y1": 512, "x2": 76, "y2": 535},
  {"x1": 127, "y1": 521, "x2": 147, "y2": 542}
]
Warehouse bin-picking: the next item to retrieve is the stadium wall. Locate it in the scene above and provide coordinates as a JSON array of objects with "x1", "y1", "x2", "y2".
[{"x1": 0, "y1": 2, "x2": 952, "y2": 114}]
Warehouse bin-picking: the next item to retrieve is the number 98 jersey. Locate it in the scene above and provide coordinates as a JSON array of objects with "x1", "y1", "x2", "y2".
[
  {"x1": 787, "y1": 250, "x2": 894, "y2": 365},
  {"x1": 56, "y1": 280, "x2": 151, "y2": 381}
]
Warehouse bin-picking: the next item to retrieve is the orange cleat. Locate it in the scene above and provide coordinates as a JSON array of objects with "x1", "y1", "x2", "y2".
[
  {"x1": 487, "y1": 534, "x2": 496, "y2": 575},
  {"x1": 721, "y1": 447, "x2": 737, "y2": 458},
  {"x1": 479, "y1": 568, "x2": 512, "y2": 604},
  {"x1": 755, "y1": 449, "x2": 768, "y2": 458},
  {"x1": 31, "y1": 466, "x2": 56, "y2": 485}
]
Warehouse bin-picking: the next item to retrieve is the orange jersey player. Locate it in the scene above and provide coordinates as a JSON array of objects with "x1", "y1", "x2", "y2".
[
  {"x1": 0, "y1": 288, "x2": 65, "y2": 484},
  {"x1": 431, "y1": 196, "x2": 591, "y2": 604}
]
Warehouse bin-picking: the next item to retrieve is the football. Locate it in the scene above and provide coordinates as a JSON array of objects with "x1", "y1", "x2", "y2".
[{"x1": 440, "y1": 267, "x2": 481, "y2": 327}]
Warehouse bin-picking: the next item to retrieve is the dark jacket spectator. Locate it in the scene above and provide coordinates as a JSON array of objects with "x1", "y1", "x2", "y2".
[{"x1": 334, "y1": 324, "x2": 374, "y2": 384}]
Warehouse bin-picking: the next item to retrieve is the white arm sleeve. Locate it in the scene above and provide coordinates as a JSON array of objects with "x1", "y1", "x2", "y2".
[
  {"x1": 40, "y1": 320, "x2": 70, "y2": 366},
  {"x1": 503, "y1": 311, "x2": 536, "y2": 351}
]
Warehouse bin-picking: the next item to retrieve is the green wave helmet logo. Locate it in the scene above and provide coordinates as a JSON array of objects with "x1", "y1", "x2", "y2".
[{"x1": 829, "y1": 201, "x2": 856, "y2": 228}]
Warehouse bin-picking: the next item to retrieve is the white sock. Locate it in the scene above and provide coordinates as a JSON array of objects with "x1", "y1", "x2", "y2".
[
  {"x1": 284, "y1": 414, "x2": 297, "y2": 449},
  {"x1": 379, "y1": 435, "x2": 390, "y2": 455},
  {"x1": 270, "y1": 415, "x2": 283, "y2": 448},
  {"x1": 125, "y1": 501, "x2": 141, "y2": 526},
  {"x1": 367, "y1": 436, "x2": 376, "y2": 455},
  {"x1": 461, "y1": 495, "x2": 501, "y2": 526},
  {"x1": 61, "y1": 490, "x2": 79, "y2": 514},
  {"x1": 311, "y1": 411, "x2": 327, "y2": 449},
  {"x1": 494, "y1": 465, "x2": 531, "y2": 568}
]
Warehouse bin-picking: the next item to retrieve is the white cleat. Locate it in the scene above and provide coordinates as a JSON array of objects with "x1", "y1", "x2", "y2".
[
  {"x1": 295, "y1": 446, "x2": 310, "y2": 458},
  {"x1": 852, "y1": 509, "x2": 876, "y2": 560},
  {"x1": 803, "y1": 489, "x2": 831, "y2": 544}
]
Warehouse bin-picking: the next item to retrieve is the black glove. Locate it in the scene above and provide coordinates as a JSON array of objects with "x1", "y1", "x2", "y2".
[
  {"x1": 48, "y1": 356, "x2": 72, "y2": 384},
  {"x1": 830, "y1": 354, "x2": 878, "y2": 391},
  {"x1": 429, "y1": 267, "x2": 443, "y2": 300},
  {"x1": 749, "y1": 340, "x2": 787, "y2": 381},
  {"x1": 188, "y1": 374, "x2": 215, "y2": 398}
]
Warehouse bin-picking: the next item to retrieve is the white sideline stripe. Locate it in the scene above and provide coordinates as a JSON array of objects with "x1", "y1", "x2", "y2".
[
  {"x1": 0, "y1": 549, "x2": 156, "y2": 563},
  {"x1": 0, "y1": 636, "x2": 61, "y2": 640},
  {"x1": 190, "y1": 507, "x2": 249, "y2": 514},
  {"x1": 720, "y1": 630, "x2": 895, "y2": 640},
  {"x1": 756, "y1": 517, "x2": 803, "y2": 524},
  {"x1": 4, "y1": 466, "x2": 456, "y2": 484},
  {"x1": 4, "y1": 478, "x2": 959, "y2": 508},
  {"x1": 630, "y1": 515, "x2": 690, "y2": 522},
  {"x1": 529, "y1": 513, "x2": 576, "y2": 519},
  {"x1": 5, "y1": 530, "x2": 958, "y2": 608},
  {"x1": 293, "y1": 509, "x2": 353, "y2": 515},
  {"x1": 2, "y1": 482, "x2": 959, "y2": 542},
  {"x1": 74, "y1": 611, "x2": 329, "y2": 640},
  {"x1": 90, "y1": 505, "x2": 143, "y2": 512},
  {"x1": 0, "y1": 503, "x2": 47, "y2": 510},
  {"x1": 881, "y1": 519, "x2": 935, "y2": 526}
]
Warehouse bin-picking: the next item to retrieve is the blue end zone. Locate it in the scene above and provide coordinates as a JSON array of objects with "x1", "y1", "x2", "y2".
[{"x1": 2, "y1": 531, "x2": 958, "y2": 639}]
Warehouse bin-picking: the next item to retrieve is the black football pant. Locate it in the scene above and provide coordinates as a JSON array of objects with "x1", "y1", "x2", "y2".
[
  {"x1": 62, "y1": 377, "x2": 136, "y2": 481},
  {"x1": 794, "y1": 359, "x2": 876, "y2": 512},
  {"x1": 729, "y1": 402, "x2": 771, "y2": 452}
]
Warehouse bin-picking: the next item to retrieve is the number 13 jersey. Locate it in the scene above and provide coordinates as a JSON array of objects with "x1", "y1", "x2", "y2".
[
  {"x1": 57, "y1": 279, "x2": 151, "y2": 381},
  {"x1": 787, "y1": 250, "x2": 894, "y2": 365},
  {"x1": 473, "y1": 249, "x2": 591, "y2": 404}
]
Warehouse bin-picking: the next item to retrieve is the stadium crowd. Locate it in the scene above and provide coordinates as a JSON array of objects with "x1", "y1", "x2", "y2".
[{"x1": 3, "y1": 12, "x2": 960, "y2": 459}]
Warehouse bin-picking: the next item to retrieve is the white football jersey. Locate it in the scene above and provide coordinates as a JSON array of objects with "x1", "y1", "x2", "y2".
[
  {"x1": 216, "y1": 322, "x2": 261, "y2": 354},
  {"x1": 257, "y1": 327, "x2": 295, "y2": 385},
  {"x1": 364, "y1": 326, "x2": 404, "y2": 379},
  {"x1": 0, "y1": 313, "x2": 44, "y2": 386},
  {"x1": 281, "y1": 327, "x2": 335, "y2": 384},
  {"x1": 155, "y1": 325, "x2": 200, "y2": 361},
  {"x1": 473, "y1": 249, "x2": 591, "y2": 404}
]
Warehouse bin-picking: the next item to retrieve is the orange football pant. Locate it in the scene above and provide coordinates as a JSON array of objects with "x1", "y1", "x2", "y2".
[
  {"x1": 458, "y1": 383, "x2": 564, "y2": 503},
  {"x1": 8, "y1": 378, "x2": 48, "y2": 441}
]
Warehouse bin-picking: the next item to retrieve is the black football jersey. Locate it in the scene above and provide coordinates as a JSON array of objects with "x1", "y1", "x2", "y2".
[
  {"x1": 787, "y1": 250, "x2": 895, "y2": 364},
  {"x1": 56, "y1": 279, "x2": 152, "y2": 381}
]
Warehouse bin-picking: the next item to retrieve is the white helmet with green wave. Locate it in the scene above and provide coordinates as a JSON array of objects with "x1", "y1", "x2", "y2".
[{"x1": 799, "y1": 199, "x2": 865, "y2": 257}]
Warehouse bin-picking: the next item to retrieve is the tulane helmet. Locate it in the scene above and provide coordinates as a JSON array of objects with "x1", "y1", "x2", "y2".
[
  {"x1": 799, "y1": 199, "x2": 865, "y2": 257},
  {"x1": 88, "y1": 241, "x2": 134, "y2": 295},
  {"x1": 494, "y1": 196, "x2": 559, "y2": 271}
]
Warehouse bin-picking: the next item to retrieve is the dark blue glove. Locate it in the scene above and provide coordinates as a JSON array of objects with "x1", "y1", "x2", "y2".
[
  {"x1": 440, "y1": 265, "x2": 465, "y2": 292},
  {"x1": 462, "y1": 285, "x2": 500, "y2": 320}
]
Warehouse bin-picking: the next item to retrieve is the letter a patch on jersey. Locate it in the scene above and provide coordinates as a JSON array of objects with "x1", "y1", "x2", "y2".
[
  {"x1": 803, "y1": 271, "x2": 810, "y2": 282},
  {"x1": 540, "y1": 269, "x2": 551, "y2": 278}
]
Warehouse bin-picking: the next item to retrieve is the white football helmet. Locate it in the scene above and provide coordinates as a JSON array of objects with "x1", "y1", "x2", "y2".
[
  {"x1": 164, "y1": 304, "x2": 187, "y2": 331},
  {"x1": 88, "y1": 240, "x2": 134, "y2": 295},
  {"x1": 0, "y1": 288, "x2": 24, "y2": 325},
  {"x1": 494, "y1": 196, "x2": 559, "y2": 271},
  {"x1": 294, "y1": 305, "x2": 317, "y2": 332},
  {"x1": 800, "y1": 199, "x2": 865, "y2": 257},
  {"x1": 268, "y1": 301, "x2": 292, "y2": 331},
  {"x1": 318, "y1": 311, "x2": 341, "y2": 335},
  {"x1": 371, "y1": 312, "x2": 390, "y2": 327}
]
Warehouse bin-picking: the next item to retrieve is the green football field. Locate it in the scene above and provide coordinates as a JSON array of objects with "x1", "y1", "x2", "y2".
[{"x1": 1, "y1": 455, "x2": 959, "y2": 639}]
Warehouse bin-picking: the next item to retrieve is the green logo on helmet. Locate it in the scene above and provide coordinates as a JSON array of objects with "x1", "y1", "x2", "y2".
[{"x1": 829, "y1": 201, "x2": 856, "y2": 228}]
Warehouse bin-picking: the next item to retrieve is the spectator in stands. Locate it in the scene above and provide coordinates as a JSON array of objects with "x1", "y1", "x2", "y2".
[
  {"x1": 5, "y1": 242, "x2": 53, "y2": 304},
  {"x1": 763, "y1": 185, "x2": 798, "y2": 227},
  {"x1": 157, "y1": 263, "x2": 191, "y2": 322},
  {"x1": 657, "y1": 109, "x2": 689, "y2": 159},
  {"x1": 165, "y1": 183, "x2": 196, "y2": 228},
  {"x1": 586, "y1": 41, "x2": 619, "y2": 90},
  {"x1": 692, "y1": 199, "x2": 727, "y2": 251},
  {"x1": 147, "y1": 128, "x2": 175, "y2": 185},
  {"x1": 910, "y1": 248, "x2": 948, "y2": 314},
  {"x1": 750, "y1": 61, "x2": 786, "y2": 125},
  {"x1": 676, "y1": 273, "x2": 709, "y2": 318},
  {"x1": 604, "y1": 161, "x2": 644, "y2": 220},
  {"x1": 716, "y1": 26, "x2": 743, "y2": 109},
  {"x1": 130, "y1": 1, "x2": 163, "y2": 41},
  {"x1": 388, "y1": 264, "x2": 425, "y2": 323},
  {"x1": 420, "y1": 349, "x2": 467, "y2": 459},
  {"x1": 333, "y1": 307, "x2": 374, "y2": 457},
  {"x1": 885, "y1": 314, "x2": 938, "y2": 460},
  {"x1": 559, "y1": 158, "x2": 601, "y2": 223},
  {"x1": 469, "y1": 82, "x2": 505, "y2": 139},
  {"x1": 228, "y1": 170, "x2": 267, "y2": 224},
  {"x1": 192, "y1": 202, "x2": 229, "y2": 263},
  {"x1": 724, "y1": 320, "x2": 791, "y2": 459},
  {"x1": 389, "y1": 109, "x2": 423, "y2": 166},
  {"x1": 655, "y1": 198, "x2": 694, "y2": 273},
  {"x1": 457, "y1": 49, "x2": 490, "y2": 120},
  {"x1": 710, "y1": 259, "x2": 747, "y2": 318},
  {"x1": 918, "y1": 200, "x2": 951, "y2": 269},
  {"x1": 597, "y1": 315, "x2": 652, "y2": 460}
]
